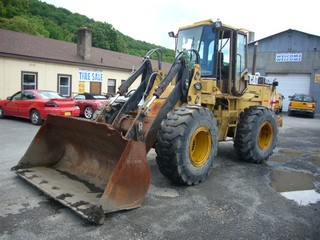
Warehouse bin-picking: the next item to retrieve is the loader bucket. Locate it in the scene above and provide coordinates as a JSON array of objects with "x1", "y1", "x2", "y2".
[{"x1": 11, "y1": 115, "x2": 151, "y2": 224}]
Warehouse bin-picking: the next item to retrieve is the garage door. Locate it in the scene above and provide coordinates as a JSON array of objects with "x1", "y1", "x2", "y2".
[{"x1": 267, "y1": 73, "x2": 310, "y2": 112}]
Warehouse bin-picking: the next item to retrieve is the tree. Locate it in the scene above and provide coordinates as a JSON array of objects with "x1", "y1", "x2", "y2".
[{"x1": 0, "y1": 15, "x2": 49, "y2": 37}]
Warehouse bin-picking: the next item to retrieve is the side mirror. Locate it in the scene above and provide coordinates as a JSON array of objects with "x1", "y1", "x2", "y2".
[
  {"x1": 168, "y1": 31, "x2": 176, "y2": 38},
  {"x1": 273, "y1": 81, "x2": 278, "y2": 87},
  {"x1": 7, "y1": 96, "x2": 12, "y2": 100}
]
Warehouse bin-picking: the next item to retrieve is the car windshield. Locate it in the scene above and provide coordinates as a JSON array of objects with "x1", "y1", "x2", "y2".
[
  {"x1": 74, "y1": 95, "x2": 85, "y2": 100},
  {"x1": 93, "y1": 95, "x2": 107, "y2": 99},
  {"x1": 292, "y1": 95, "x2": 314, "y2": 102},
  {"x1": 38, "y1": 91, "x2": 64, "y2": 99}
]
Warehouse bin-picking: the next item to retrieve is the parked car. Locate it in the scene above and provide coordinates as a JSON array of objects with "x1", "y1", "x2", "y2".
[
  {"x1": 0, "y1": 90, "x2": 80, "y2": 125},
  {"x1": 74, "y1": 93, "x2": 109, "y2": 119},
  {"x1": 288, "y1": 94, "x2": 316, "y2": 118}
]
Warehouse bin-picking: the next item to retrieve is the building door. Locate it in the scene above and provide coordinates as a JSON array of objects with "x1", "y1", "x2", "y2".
[
  {"x1": 90, "y1": 82, "x2": 101, "y2": 94},
  {"x1": 267, "y1": 73, "x2": 310, "y2": 111}
]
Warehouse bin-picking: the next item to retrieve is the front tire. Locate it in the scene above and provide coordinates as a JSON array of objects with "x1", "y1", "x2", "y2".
[
  {"x1": 234, "y1": 106, "x2": 278, "y2": 163},
  {"x1": 0, "y1": 107, "x2": 4, "y2": 119},
  {"x1": 155, "y1": 105, "x2": 218, "y2": 185},
  {"x1": 30, "y1": 109, "x2": 43, "y2": 125}
]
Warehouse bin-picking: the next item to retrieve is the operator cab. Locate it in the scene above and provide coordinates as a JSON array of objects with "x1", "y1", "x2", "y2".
[{"x1": 174, "y1": 19, "x2": 248, "y2": 95}]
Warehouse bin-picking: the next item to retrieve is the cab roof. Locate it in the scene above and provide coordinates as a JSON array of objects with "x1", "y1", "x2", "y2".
[{"x1": 178, "y1": 19, "x2": 249, "y2": 34}]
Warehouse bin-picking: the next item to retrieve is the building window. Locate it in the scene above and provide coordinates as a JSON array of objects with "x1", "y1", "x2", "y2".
[
  {"x1": 108, "y1": 79, "x2": 116, "y2": 95},
  {"x1": 21, "y1": 72, "x2": 37, "y2": 90},
  {"x1": 58, "y1": 74, "x2": 72, "y2": 97}
]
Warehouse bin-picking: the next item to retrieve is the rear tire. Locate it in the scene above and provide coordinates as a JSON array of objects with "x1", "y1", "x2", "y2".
[
  {"x1": 30, "y1": 109, "x2": 43, "y2": 125},
  {"x1": 234, "y1": 106, "x2": 278, "y2": 163},
  {"x1": 155, "y1": 105, "x2": 218, "y2": 185}
]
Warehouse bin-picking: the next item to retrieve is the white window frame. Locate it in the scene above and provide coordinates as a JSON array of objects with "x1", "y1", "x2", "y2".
[
  {"x1": 58, "y1": 74, "x2": 72, "y2": 97},
  {"x1": 21, "y1": 71, "x2": 37, "y2": 90}
]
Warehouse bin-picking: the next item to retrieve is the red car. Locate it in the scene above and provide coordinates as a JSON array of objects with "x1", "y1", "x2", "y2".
[
  {"x1": 0, "y1": 90, "x2": 80, "y2": 125},
  {"x1": 74, "y1": 93, "x2": 110, "y2": 119}
]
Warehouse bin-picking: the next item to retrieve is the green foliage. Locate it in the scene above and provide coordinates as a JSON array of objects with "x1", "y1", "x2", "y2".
[
  {"x1": 0, "y1": 15, "x2": 49, "y2": 37},
  {"x1": 89, "y1": 21, "x2": 127, "y2": 53},
  {"x1": 123, "y1": 35, "x2": 174, "y2": 62},
  {"x1": 0, "y1": 0, "x2": 175, "y2": 62},
  {"x1": 0, "y1": 0, "x2": 29, "y2": 17}
]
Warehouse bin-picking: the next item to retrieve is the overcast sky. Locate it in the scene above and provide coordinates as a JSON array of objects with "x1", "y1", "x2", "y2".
[{"x1": 42, "y1": 0, "x2": 320, "y2": 49}]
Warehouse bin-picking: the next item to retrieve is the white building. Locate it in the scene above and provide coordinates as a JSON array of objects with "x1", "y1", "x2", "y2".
[{"x1": 0, "y1": 28, "x2": 170, "y2": 99}]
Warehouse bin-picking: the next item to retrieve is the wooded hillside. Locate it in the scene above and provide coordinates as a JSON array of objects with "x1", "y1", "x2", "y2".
[{"x1": 0, "y1": 0, "x2": 175, "y2": 62}]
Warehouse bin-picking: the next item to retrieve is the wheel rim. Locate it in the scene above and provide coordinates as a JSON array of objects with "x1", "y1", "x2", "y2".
[
  {"x1": 0, "y1": 108, "x2": 3, "y2": 117},
  {"x1": 31, "y1": 111, "x2": 39, "y2": 124},
  {"x1": 84, "y1": 107, "x2": 93, "y2": 118},
  {"x1": 258, "y1": 121, "x2": 273, "y2": 150},
  {"x1": 189, "y1": 126, "x2": 212, "y2": 167}
]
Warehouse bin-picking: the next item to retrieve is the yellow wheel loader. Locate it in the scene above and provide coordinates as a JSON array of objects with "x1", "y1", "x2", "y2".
[{"x1": 12, "y1": 19, "x2": 281, "y2": 224}]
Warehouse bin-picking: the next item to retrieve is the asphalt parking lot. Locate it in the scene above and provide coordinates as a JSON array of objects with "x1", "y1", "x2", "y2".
[{"x1": 0, "y1": 113, "x2": 319, "y2": 240}]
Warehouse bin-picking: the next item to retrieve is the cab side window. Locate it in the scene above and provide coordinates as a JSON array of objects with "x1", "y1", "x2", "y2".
[{"x1": 237, "y1": 33, "x2": 247, "y2": 74}]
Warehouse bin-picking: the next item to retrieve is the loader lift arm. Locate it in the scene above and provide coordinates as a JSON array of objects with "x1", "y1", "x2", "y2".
[
  {"x1": 111, "y1": 49, "x2": 201, "y2": 150},
  {"x1": 117, "y1": 48, "x2": 162, "y2": 97},
  {"x1": 94, "y1": 49, "x2": 162, "y2": 124}
]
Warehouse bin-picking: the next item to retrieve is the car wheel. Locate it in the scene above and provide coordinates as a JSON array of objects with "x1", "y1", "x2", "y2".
[
  {"x1": 0, "y1": 107, "x2": 4, "y2": 119},
  {"x1": 30, "y1": 109, "x2": 43, "y2": 125},
  {"x1": 310, "y1": 112, "x2": 315, "y2": 118},
  {"x1": 84, "y1": 106, "x2": 94, "y2": 119}
]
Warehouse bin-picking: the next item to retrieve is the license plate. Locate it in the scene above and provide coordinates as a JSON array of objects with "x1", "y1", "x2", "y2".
[{"x1": 64, "y1": 111, "x2": 71, "y2": 116}]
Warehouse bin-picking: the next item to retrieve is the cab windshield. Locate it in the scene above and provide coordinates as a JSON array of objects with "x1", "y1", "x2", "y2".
[{"x1": 176, "y1": 25, "x2": 216, "y2": 76}]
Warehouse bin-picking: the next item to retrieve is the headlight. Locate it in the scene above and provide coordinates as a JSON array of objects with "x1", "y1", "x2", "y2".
[{"x1": 194, "y1": 82, "x2": 202, "y2": 90}]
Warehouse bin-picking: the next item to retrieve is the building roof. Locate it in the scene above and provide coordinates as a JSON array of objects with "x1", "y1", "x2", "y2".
[
  {"x1": 0, "y1": 28, "x2": 169, "y2": 72},
  {"x1": 249, "y1": 29, "x2": 320, "y2": 45}
]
